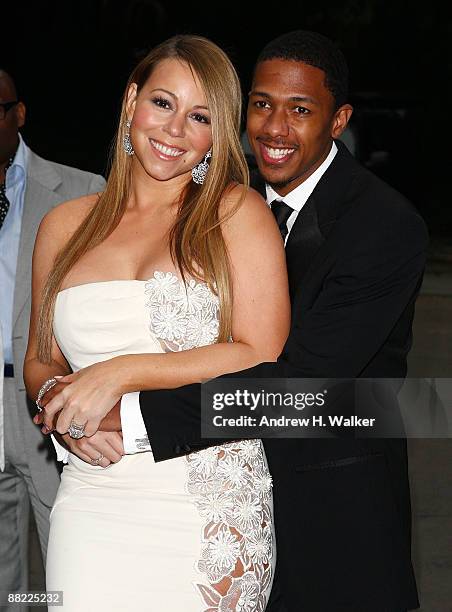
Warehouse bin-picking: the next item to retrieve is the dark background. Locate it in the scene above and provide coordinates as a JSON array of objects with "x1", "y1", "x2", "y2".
[{"x1": 2, "y1": 0, "x2": 451, "y2": 240}]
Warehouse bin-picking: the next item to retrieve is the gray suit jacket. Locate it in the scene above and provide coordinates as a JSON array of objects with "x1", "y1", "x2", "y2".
[{"x1": 12, "y1": 148, "x2": 105, "y2": 506}]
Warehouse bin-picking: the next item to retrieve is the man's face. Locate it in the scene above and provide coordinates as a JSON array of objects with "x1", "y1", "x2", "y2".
[
  {"x1": 0, "y1": 74, "x2": 25, "y2": 167},
  {"x1": 247, "y1": 59, "x2": 351, "y2": 196}
]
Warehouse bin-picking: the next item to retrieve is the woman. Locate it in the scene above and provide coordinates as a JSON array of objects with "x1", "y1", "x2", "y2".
[{"x1": 24, "y1": 35, "x2": 289, "y2": 611}]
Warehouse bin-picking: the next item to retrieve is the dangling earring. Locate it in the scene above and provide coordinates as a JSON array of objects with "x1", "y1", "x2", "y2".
[
  {"x1": 123, "y1": 119, "x2": 134, "y2": 156},
  {"x1": 191, "y1": 148, "x2": 212, "y2": 184}
]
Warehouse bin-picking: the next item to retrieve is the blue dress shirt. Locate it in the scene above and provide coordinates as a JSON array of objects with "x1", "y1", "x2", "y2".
[{"x1": 0, "y1": 135, "x2": 28, "y2": 364}]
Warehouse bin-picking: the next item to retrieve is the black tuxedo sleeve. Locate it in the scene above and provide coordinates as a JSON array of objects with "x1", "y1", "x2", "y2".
[
  {"x1": 139, "y1": 367, "x2": 273, "y2": 462},
  {"x1": 138, "y1": 383, "x2": 226, "y2": 461}
]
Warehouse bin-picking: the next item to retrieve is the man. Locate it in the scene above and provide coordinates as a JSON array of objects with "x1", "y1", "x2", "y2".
[
  {"x1": 133, "y1": 32, "x2": 426, "y2": 611},
  {"x1": 47, "y1": 31, "x2": 426, "y2": 611},
  {"x1": 0, "y1": 69, "x2": 105, "y2": 603}
]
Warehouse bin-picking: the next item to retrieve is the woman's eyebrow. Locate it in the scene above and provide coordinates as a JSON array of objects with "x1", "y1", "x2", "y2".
[
  {"x1": 150, "y1": 88, "x2": 209, "y2": 111},
  {"x1": 150, "y1": 88, "x2": 177, "y2": 98}
]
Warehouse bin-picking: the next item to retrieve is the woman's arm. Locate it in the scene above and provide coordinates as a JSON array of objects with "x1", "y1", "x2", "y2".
[
  {"x1": 24, "y1": 194, "x2": 101, "y2": 406},
  {"x1": 43, "y1": 186, "x2": 291, "y2": 436},
  {"x1": 23, "y1": 205, "x2": 74, "y2": 400},
  {"x1": 24, "y1": 195, "x2": 127, "y2": 464}
]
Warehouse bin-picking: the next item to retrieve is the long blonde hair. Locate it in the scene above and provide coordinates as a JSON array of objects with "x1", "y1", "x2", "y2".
[{"x1": 37, "y1": 35, "x2": 249, "y2": 363}]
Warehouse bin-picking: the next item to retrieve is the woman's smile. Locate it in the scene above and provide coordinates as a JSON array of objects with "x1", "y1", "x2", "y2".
[{"x1": 149, "y1": 138, "x2": 186, "y2": 161}]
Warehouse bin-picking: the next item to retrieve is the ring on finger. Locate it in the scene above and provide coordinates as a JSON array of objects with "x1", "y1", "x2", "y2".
[
  {"x1": 90, "y1": 453, "x2": 104, "y2": 466},
  {"x1": 68, "y1": 420, "x2": 86, "y2": 439}
]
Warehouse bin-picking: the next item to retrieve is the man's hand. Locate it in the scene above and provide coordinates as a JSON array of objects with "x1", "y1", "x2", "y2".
[
  {"x1": 98, "y1": 401, "x2": 122, "y2": 431},
  {"x1": 55, "y1": 430, "x2": 124, "y2": 468}
]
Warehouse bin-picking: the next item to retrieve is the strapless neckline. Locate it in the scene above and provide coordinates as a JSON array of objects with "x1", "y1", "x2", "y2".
[
  {"x1": 58, "y1": 278, "x2": 148, "y2": 295},
  {"x1": 57, "y1": 271, "x2": 193, "y2": 295}
]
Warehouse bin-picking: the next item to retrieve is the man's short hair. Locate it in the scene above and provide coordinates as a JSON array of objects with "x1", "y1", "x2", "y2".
[{"x1": 256, "y1": 30, "x2": 349, "y2": 109}]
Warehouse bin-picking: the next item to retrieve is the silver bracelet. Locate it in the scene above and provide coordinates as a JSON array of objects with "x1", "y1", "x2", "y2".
[{"x1": 36, "y1": 378, "x2": 58, "y2": 412}]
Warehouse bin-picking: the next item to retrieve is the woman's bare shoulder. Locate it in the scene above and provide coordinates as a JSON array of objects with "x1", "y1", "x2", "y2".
[
  {"x1": 220, "y1": 183, "x2": 270, "y2": 222},
  {"x1": 38, "y1": 192, "x2": 100, "y2": 243},
  {"x1": 220, "y1": 182, "x2": 275, "y2": 233},
  {"x1": 222, "y1": 182, "x2": 265, "y2": 206}
]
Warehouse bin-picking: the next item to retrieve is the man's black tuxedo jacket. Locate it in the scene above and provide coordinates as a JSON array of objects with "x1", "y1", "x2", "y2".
[{"x1": 139, "y1": 141, "x2": 427, "y2": 611}]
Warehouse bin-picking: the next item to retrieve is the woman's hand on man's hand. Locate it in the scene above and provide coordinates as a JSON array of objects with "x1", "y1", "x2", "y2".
[
  {"x1": 37, "y1": 359, "x2": 124, "y2": 437},
  {"x1": 34, "y1": 381, "x2": 122, "y2": 433},
  {"x1": 34, "y1": 381, "x2": 125, "y2": 467}
]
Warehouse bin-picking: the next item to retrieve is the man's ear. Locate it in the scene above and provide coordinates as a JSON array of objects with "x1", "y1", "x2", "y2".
[
  {"x1": 126, "y1": 83, "x2": 138, "y2": 121},
  {"x1": 16, "y1": 101, "x2": 26, "y2": 129},
  {"x1": 331, "y1": 104, "x2": 353, "y2": 139}
]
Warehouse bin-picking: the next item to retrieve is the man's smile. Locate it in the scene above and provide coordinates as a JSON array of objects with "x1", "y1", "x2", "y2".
[{"x1": 258, "y1": 141, "x2": 298, "y2": 165}]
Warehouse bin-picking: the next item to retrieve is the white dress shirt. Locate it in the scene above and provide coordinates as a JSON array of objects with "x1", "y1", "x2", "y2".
[
  {"x1": 0, "y1": 136, "x2": 29, "y2": 471},
  {"x1": 118, "y1": 142, "x2": 338, "y2": 455},
  {"x1": 0, "y1": 135, "x2": 28, "y2": 364},
  {"x1": 266, "y1": 140, "x2": 337, "y2": 244}
]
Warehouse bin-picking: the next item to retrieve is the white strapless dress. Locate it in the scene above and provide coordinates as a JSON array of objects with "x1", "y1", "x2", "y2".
[{"x1": 46, "y1": 272, "x2": 275, "y2": 612}]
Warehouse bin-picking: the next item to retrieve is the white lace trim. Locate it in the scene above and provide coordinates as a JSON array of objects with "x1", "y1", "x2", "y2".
[
  {"x1": 144, "y1": 272, "x2": 273, "y2": 610},
  {"x1": 187, "y1": 440, "x2": 273, "y2": 611},
  {"x1": 145, "y1": 271, "x2": 220, "y2": 352}
]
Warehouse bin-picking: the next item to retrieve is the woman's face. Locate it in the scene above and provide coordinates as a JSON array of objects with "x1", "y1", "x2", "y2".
[{"x1": 127, "y1": 58, "x2": 213, "y2": 183}]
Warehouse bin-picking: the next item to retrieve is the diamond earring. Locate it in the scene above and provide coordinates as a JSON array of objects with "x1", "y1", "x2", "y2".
[
  {"x1": 191, "y1": 148, "x2": 212, "y2": 184},
  {"x1": 123, "y1": 119, "x2": 134, "y2": 156}
]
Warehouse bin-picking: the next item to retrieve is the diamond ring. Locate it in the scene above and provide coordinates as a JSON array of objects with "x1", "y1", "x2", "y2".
[
  {"x1": 68, "y1": 420, "x2": 86, "y2": 439},
  {"x1": 90, "y1": 453, "x2": 104, "y2": 465}
]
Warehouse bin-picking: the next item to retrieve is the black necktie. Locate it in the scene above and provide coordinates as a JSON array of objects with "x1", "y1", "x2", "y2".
[
  {"x1": 0, "y1": 157, "x2": 14, "y2": 231},
  {"x1": 270, "y1": 199, "x2": 293, "y2": 242}
]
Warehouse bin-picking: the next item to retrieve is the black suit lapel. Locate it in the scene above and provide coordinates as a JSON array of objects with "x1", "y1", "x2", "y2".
[
  {"x1": 284, "y1": 141, "x2": 361, "y2": 296},
  {"x1": 285, "y1": 195, "x2": 324, "y2": 298},
  {"x1": 250, "y1": 161, "x2": 323, "y2": 297}
]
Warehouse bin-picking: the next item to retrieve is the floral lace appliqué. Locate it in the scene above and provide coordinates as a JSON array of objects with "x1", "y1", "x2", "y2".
[
  {"x1": 187, "y1": 440, "x2": 273, "y2": 611},
  {"x1": 145, "y1": 271, "x2": 220, "y2": 352},
  {"x1": 145, "y1": 272, "x2": 273, "y2": 610}
]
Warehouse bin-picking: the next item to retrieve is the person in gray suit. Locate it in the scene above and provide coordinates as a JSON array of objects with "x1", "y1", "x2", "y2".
[{"x1": 0, "y1": 69, "x2": 105, "y2": 604}]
